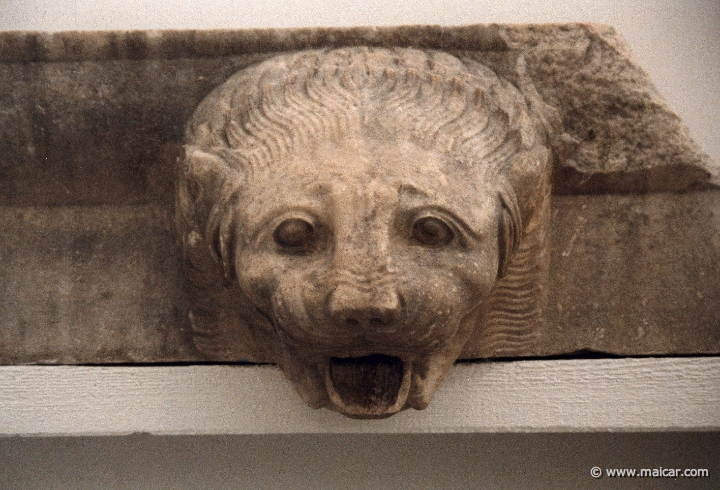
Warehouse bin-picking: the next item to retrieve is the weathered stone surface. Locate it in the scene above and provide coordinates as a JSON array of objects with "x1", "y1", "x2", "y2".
[
  {"x1": 0, "y1": 56, "x2": 259, "y2": 206},
  {"x1": 0, "y1": 25, "x2": 717, "y2": 416},
  {"x1": 1, "y1": 25, "x2": 716, "y2": 207},
  {"x1": 2, "y1": 192, "x2": 717, "y2": 364},
  {"x1": 0, "y1": 205, "x2": 194, "y2": 363},
  {"x1": 541, "y1": 190, "x2": 720, "y2": 357},
  {"x1": 497, "y1": 24, "x2": 718, "y2": 193}
]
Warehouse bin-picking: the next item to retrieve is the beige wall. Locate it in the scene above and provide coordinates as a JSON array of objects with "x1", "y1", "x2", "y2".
[{"x1": 1, "y1": 433, "x2": 718, "y2": 489}]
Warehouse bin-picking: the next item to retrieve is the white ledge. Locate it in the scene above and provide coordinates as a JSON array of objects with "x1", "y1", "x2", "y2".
[{"x1": 1, "y1": 358, "x2": 718, "y2": 436}]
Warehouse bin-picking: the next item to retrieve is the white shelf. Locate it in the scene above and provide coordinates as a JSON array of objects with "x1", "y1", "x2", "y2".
[{"x1": 1, "y1": 358, "x2": 718, "y2": 436}]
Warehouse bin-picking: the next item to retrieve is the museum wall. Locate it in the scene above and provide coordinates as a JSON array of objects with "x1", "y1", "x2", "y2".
[{"x1": 0, "y1": 1, "x2": 718, "y2": 488}]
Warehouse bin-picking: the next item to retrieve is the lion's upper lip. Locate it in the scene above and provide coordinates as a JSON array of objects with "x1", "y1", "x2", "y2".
[{"x1": 325, "y1": 354, "x2": 412, "y2": 418}]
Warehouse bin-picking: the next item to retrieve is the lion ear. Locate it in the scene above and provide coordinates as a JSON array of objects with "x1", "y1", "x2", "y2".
[
  {"x1": 177, "y1": 145, "x2": 273, "y2": 362},
  {"x1": 178, "y1": 145, "x2": 246, "y2": 282},
  {"x1": 179, "y1": 146, "x2": 234, "y2": 225},
  {"x1": 497, "y1": 183, "x2": 521, "y2": 280}
]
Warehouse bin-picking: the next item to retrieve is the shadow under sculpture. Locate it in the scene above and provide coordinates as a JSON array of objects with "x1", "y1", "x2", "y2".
[{"x1": 177, "y1": 47, "x2": 558, "y2": 418}]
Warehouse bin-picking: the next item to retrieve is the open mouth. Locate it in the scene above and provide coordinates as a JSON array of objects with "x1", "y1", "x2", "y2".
[{"x1": 325, "y1": 354, "x2": 411, "y2": 418}]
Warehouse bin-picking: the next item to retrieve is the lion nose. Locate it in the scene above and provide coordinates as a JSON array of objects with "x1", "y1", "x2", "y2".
[{"x1": 328, "y1": 283, "x2": 401, "y2": 328}]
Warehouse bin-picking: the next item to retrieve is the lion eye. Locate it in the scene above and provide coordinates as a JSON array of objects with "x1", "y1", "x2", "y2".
[
  {"x1": 274, "y1": 218, "x2": 315, "y2": 250},
  {"x1": 412, "y1": 216, "x2": 454, "y2": 247}
]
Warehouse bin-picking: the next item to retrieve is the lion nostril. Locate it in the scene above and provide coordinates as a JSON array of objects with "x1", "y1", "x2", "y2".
[
  {"x1": 329, "y1": 283, "x2": 401, "y2": 329},
  {"x1": 340, "y1": 309, "x2": 392, "y2": 327},
  {"x1": 340, "y1": 309, "x2": 394, "y2": 328}
]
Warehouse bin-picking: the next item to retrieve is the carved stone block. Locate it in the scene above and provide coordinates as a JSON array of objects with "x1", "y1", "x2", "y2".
[{"x1": 0, "y1": 25, "x2": 717, "y2": 417}]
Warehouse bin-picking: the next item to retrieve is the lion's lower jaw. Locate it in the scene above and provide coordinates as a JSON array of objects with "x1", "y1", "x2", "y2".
[{"x1": 278, "y1": 347, "x2": 454, "y2": 418}]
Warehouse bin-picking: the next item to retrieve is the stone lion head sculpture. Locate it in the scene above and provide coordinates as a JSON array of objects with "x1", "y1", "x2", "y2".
[{"x1": 177, "y1": 47, "x2": 556, "y2": 418}]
